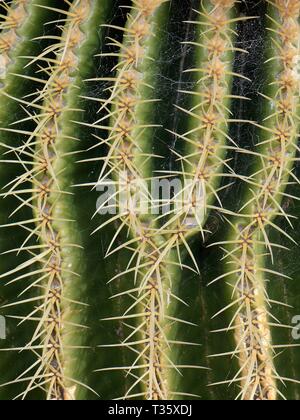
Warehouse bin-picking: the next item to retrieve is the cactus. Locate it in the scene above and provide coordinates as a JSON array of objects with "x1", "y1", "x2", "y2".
[{"x1": 0, "y1": 0, "x2": 300, "y2": 401}]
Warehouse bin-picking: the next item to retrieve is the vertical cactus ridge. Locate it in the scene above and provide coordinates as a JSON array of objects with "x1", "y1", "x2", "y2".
[
  {"x1": 141, "y1": 0, "x2": 253, "y2": 399},
  {"x1": 0, "y1": 0, "x2": 114, "y2": 400},
  {"x1": 86, "y1": 0, "x2": 204, "y2": 400},
  {"x1": 0, "y1": 0, "x2": 63, "y2": 401},
  {"x1": 94, "y1": 0, "x2": 174, "y2": 400},
  {"x1": 211, "y1": 0, "x2": 300, "y2": 400},
  {"x1": 153, "y1": 0, "x2": 246, "y2": 399},
  {"x1": 161, "y1": 0, "x2": 251, "y2": 246},
  {"x1": 149, "y1": 3, "x2": 256, "y2": 345},
  {"x1": 30, "y1": 0, "x2": 92, "y2": 401}
]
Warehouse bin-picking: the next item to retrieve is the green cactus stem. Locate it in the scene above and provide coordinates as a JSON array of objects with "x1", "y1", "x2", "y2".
[
  {"x1": 0, "y1": 0, "x2": 63, "y2": 400},
  {"x1": 0, "y1": 0, "x2": 300, "y2": 401}
]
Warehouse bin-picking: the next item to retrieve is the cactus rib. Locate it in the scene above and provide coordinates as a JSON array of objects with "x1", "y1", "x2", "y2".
[
  {"x1": 0, "y1": 0, "x2": 113, "y2": 400},
  {"x1": 213, "y1": 0, "x2": 300, "y2": 400},
  {"x1": 101, "y1": 0, "x2": 172, "y2": 401},
  {"x1": 162, "y1": 0, "x2": 248, "y2": 244},
  {"x1": 0, "y1": 0, "x2": 300, "y2": 402},
  {"x1": 88, "y1": 0, "x2": 201, "y2": 400}
]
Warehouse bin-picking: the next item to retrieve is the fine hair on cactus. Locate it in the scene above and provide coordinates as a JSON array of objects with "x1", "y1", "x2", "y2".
[{"x1": 0, "y1": 0, "x2": 300, "y2": 402}]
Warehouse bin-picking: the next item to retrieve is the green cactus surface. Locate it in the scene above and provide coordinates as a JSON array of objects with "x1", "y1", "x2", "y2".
[{"x1": 0, "y1": 0, "x2": 300, "y2": 401}]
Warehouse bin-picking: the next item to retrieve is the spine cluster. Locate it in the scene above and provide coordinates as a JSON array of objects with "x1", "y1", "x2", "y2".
[
  {"x1": 0, "y1": 0, "x2": 28, "y2": 78},
  {"x1": 165, "y1": 0, "x2": 240, "y2": 242}
]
